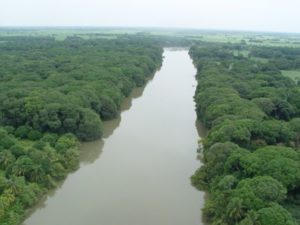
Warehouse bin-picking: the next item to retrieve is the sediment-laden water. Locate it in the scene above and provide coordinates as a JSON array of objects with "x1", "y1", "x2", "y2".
[{"x1": 23, "y1": 49, "x2": 205, "y2": 225}]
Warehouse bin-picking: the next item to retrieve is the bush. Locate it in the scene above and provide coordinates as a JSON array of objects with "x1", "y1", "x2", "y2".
[{"x1": 27, "y1": 130, "x2": 42, "y2": 141}]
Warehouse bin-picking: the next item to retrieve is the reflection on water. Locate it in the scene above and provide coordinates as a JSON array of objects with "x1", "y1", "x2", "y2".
[
  {"x1": 196, "y1": 120, "x2": 208, "y2": 138},
  {"x1": 80, "y1": 82, "x2": 149, "y2": 165},
  {"x1": 24, "y1": 71, "x2": 151, "y2": 220},
  {"x1": 79, "y1": 140, "x2": 104, "y2": 165},
  {"x1": 103, "y1": 86, "x2": 147, "y2": 139},
  {"x1": 23, "y1": 49, "x2": 206, "y2": 225}
]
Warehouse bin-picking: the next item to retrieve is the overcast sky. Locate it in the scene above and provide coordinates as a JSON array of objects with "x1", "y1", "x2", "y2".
[{"x1": 0, "y1": 0, "x2": 299, "y2": 33}]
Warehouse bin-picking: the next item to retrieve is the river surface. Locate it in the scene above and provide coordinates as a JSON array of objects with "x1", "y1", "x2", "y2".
[{"x1": 23, "y1": 49, "x2": 206, "y2": 225}]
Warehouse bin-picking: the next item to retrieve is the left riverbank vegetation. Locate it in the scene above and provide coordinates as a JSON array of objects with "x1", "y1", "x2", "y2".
[
  {"x1": 0, "y1": 34, "x2": 163, "y2": 224},
  {"x1": 190, "y1": 39, "x2": 300, "y2": 225}
]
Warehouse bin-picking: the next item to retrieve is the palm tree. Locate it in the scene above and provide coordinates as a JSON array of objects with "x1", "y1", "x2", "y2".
[
  {"x1": 5, "y1": 176, "x2": 25, "y2": 196},
  {"x1": 11, "y1": 156, "x2": 34, "y2": 177},
  {"x1": 227, "y1": 198, "x2": 246, "y2": 222},
  {"x1": 0, "y1": 198, "x2": 5, "y2": 218},
  {"x1": 240, "y1": 210, "x2": 261, "y2": 225},
  {"x1": 0, "y1": 188, "x2": 15, "y2": 218},
  {"x1": 29, "y1": 164, "x2": 45, "y2": 183},
  {"x1": 0, "y1": 150, "x2": 15, "y2": 169}
]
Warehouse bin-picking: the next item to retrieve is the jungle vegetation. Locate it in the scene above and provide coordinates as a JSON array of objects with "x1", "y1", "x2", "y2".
[
  {"x1": 190, "y1": 42, "x2": 300, "y2": 225},
  {"x1": 1, "y1": 29, "x2": 300, "y2": 225},
  {"x1": 0, "y1": 35, "x2": 163, "y2": 224}
]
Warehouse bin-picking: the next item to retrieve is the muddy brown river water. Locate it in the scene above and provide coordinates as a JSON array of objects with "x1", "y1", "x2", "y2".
[{"x1": 23, "y1": 49, "x2": 206, "y2": 225}]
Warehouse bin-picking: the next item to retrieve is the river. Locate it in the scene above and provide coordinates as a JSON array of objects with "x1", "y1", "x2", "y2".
[{"x1": 23, "y1": 49, "x2": 206, "y2": 225}]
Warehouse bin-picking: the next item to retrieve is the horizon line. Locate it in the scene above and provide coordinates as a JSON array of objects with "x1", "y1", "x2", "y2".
[{"x1": 0, "y1": 25, "x2": 300, "y2": 35}]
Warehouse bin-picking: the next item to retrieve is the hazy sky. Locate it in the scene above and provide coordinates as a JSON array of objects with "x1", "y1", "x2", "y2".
[{"x1": 1, "y1": 0, "x2": 299, "y2": 33}]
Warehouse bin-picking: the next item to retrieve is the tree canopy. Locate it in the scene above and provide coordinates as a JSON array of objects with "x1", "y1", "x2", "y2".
[
  {"x1": 190, "y1": 42, "x2": 300, "y2": 225},
  {"x1": 0, "y1": 34, "x2": 163, "y2": 225}
]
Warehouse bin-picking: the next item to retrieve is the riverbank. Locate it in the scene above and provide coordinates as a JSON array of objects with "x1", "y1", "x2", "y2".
[
  {"x1": 23, "y1": 49, "x2": 206, "y2": 225},
  {"x1": 0, "y1": 35, "x2": 163, "y2": 225},
  {"x1": 190, "y1": 42, "x2": 300, "y2": 225}
]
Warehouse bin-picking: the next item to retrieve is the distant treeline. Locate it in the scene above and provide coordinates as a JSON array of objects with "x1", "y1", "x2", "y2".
[
  {"x1": 190, "y1": 42, "x2": 300, "y2": 225},
  {"x1": 0, "y1": 35, "x2": 163, "y2": 224}
]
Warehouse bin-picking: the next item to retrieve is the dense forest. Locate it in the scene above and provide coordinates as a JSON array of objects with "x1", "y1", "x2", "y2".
[
  {"x1": 190, "y1": 42, "x2": 300, "y2": 225},
  {"x1": 2, "y1": 31, "x2": 300, "y2": 225},
  {"x1": 0, "y1": 35, "x2": 163, "y2": 224}
]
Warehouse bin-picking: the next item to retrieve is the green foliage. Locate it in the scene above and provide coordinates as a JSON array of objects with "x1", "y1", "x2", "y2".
[
  {"x1": 14, "y1": 126, "x2": 31, "y2": 139},
  {"x1": 75, "y1": 109, "x2": 102, "y2": 141},
  {"x1": 0, "y1": 128, "x2": 78, "y2": 223},
  {"x1": 190, "y1": 42, "x2": 300, "y2": 224},
  {"x1": 27, "y1": 130, "x2": 42, "y2": 141},
  {"x1": 0, "y1": 35, "x2": 163, "y2": 141},
  {"x1": 0, "y1": 34, "x2": 163, "y2": 225},
  {"x1": 41, "y1": 133, "x2": 58, "y2": 147},
  {"x1": 257, "y1": 203, "x2": 297, "y2": 225},
  {"x1": 239, "y1": 146, "x2": 300, "y2": 189},
  {"x1": 191, "y1": 142, "x2": 243, "y2": 189},
  {"x1": 233, "y1": 176, "x2": 287, "y2": 209},
  {"x1": 252, "y1": 97, "x2": 275, "y2": 115}
]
